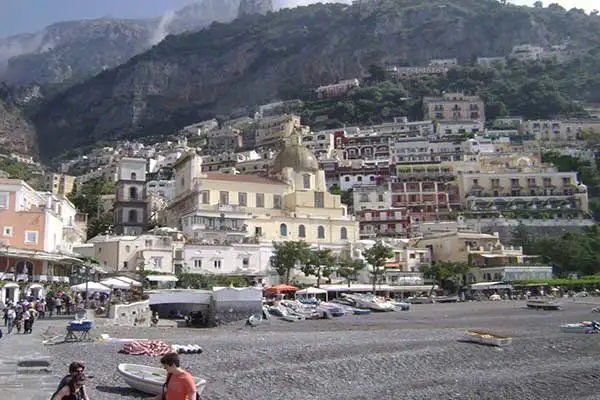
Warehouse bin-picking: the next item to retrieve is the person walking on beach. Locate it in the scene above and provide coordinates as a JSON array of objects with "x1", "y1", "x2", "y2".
[
  {"x1": 155, "y1": 353, "x2": 197, "y2": 400},
  {"x1": 6, "y1": 307, "x2": 15, "y2": 335},
  {"x1": 51, "y1": 372, "x2": 89, "y2": 400},
  {"x1": 22, "y1": 307, "x2": 31, "y2": 334}
]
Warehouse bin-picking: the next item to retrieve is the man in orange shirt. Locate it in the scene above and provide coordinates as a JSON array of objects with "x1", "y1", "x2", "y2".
[{"x1": 155, "y1": 353, "x2": 197, "y2": 400}]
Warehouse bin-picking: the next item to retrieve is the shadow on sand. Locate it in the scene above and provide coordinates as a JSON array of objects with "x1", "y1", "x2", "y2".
[{"x1": 95, "y1": 385, "x2": 153, "y2": 398}]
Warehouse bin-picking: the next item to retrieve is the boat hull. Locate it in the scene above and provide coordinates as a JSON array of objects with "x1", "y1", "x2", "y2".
[
  {"x1": 117, "y1": 363, "x2": 206, "y2": 395},
  {"x1": 526, "y1": 300, "x2": 561, "y2": 310},
  {"x1": 464, "y1": 330, "x2": 512, "y2": 346}
]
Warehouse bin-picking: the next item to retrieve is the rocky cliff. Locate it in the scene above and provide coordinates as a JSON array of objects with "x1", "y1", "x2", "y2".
[
  {"x1": 0, "y1": 85, "x2": 37, "y2": 156},
  {"x1": 32, "y1": 0, "x2": 600, "y2": 158},
  {"x1": 239, "y1": 0, "x2": 274, "y2": 16}
]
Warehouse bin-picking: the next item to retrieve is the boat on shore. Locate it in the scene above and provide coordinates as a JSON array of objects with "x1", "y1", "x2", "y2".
[
  {"x1": 117, "y1": 363, "x2": 206, "y2": 395},
  {"x1": 526, "y1": 299, "x2": 561, "y2": 310},
  {"x1": 464, "y1": 330, "x2": 513, "y2": 346},
  {"x1": 560, "y1": 321, "x2": 600, "y2": 334}
]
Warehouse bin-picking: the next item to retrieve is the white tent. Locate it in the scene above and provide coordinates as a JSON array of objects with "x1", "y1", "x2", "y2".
[
  {"x1": 296, "y1": 287, "x2": 328, "y2": 301},
  {"x1": 100, "y1": 278, "x2": 131, "y2": 290},
  {"x1": 70, "y1": 282, "x2": 111, "y2": 293},
  {"x1": 114, "y1": 276, "x2": 142, "y2": 287}
]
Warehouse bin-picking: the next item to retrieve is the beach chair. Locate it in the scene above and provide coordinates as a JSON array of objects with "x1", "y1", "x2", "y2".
[{"x1": 64, "y1": 320, "x2": 93, "y2": 342}]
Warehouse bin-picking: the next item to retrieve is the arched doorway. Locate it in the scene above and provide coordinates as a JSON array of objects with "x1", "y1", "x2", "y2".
[
  {"x1": 1, "y1": 282, "x2": 19, "y2": 304},
  {"x1": 15, "y1": 261, "x2": 34, "y2": 280}
]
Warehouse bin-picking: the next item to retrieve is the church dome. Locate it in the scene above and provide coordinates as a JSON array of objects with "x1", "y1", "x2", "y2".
[{"x1": 271, "y1": 142, "x2": 319, "y2": 174}]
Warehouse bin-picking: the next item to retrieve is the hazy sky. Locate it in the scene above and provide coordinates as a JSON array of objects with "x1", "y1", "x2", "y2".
[{"x1": 0, "y1": 0, "x2": 596, "y2": 37}]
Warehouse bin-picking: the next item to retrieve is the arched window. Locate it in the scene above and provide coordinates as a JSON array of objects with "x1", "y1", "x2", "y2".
[
  {"x1": 128, "y1": 209, "x2": 138, "y2": 223},
  {"x1": 298, "y1": 225, "x2": 306, "y2": 238},
  {"x1": 303, "y1": 174, "x2": 311, "y2": 189},
  {"x1": 131, "y1": 172, "x2": 137, "y2": 180},
  {"x1": 280, "y1": 223, "x2": 288, "y2": 237},
  {"x1": 317, "y1": 225, "x2": 325, "y2": 239},
  {"x1": 340, "y1": 227, "x2": 348, "y2": 240},
  {"x1": 129, "y1": 187, "x2": 138, "y2": 200}
]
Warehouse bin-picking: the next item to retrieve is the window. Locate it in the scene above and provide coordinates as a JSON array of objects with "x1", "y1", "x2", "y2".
[
  {"x1": 298, "y1": 225, "x2": 306, "y2": 238},
  {"x1": 129, "y1": 187, "x2": 138, "y2": 200},
  {"x1": 255, "y1": 227, "x2": 263, "y2": 236},
  {"x1": 214, "y1": 260, "x2": 222, "y2": 269},
  {"x1": 25, "y1": 231, "x2": 38, "y2": 244},
  {"x1": 194, "y1": 259, "x2": 202, "y2": 268},
  {"x1": 340, "y1": 227, "x2": 348, "y2": 240},
  {"x1": 219, "y1": 191, "x2": 229, "y2": 205},
  {"x1": 317, "y1": 226, "x2": 325, "y2": 239},
  {"x1": 125, "y1": 245, "x2": 131, "y2": 253},
  {"x1": 201, "y1": 191, "x2": 210, "y2": 204},
  {"x1": 280, "y1": 223, "x2": 288, "y2": 236},
  {"x1": 242, "y1": 258, "x2": 250, "y2": 268},
  {"x1": 378, "y1": 194, "x2": 384, "y2": 202},
  {"x1": 238, "y1": 192, "x2": 247, "y2": 206},
  {"x1": 128, "y1": 209, "x2": 138, "y2": 223},
  {"x1": 0, "y1": 192, "x2": 8, "y2": 209},
  {"x1": 256, "y1": 193, "x2": 265, "y2": 208},
  {"x1": 314, "y1": 191, "x2": 324, "y2": 208},
  {"x1": 123, "y1": 261, "x2": 128, "y2": 269},
  {"x1": 3, "y1": 227, "x2": 12, "y2": 237},
  {"x1": 344, "y1": 176, "x2": 350, "y2": 182},
  {"x1": 145, "y1": 239, "x2": 153, "y2": 247},
  {"x1": 303, "y1": 174, "x2": 311, "y2": 189},
  {"x1": 151, "y1": 257, "x2": 163, "y2": 269},
  {"x1": 131, "y1": 172, "x2": 137, "y2": 180},
  {"x1": 273, "y1": 195, "x2": 282, "y2": 209}
]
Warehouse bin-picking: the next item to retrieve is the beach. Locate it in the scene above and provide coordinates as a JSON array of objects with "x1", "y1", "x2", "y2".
[{"x1": 11, "y1": 300, "x2": 600, "y2": 400}]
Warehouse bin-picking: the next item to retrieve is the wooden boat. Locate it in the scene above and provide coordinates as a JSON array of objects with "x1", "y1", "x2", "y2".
[
  {"x1": 526, "y1": 300, "x2": 561, "y2": 310},
  {"x1": 464, "y1": 330, "x2": 512, "y2": 346},
  {"x1": 560, "y1": 321, "x2": 600, "y2": 334},
  {"x1": 117, "y1": 363, "x2": 206, "y2": 395}
]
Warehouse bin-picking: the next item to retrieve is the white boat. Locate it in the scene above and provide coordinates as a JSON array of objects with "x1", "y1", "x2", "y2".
[
  {"x1": 350, "y1": 294, "x2": 395, "y2": 312},
  {"x1": 464, "y1": 330, "x2": 512, "y2": 347},
  {"x1": 117, "y1": 363, "x2": 206, "y2": 395},
  {"x1": 560, "y1": 321, "x2": 600, "y2": 334}
]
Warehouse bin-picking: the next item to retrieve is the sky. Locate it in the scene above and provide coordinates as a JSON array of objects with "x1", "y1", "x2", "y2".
[{"x1": 0, "y1": 0, "x2": 596, "y2": 37}]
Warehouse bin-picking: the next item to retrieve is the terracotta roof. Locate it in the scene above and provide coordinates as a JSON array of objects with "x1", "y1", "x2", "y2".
[
  {"x1": 0, "y1": 179, "x2": 23, "y2": 185},
  {"x1": 204, "y1": 172, "x2": 285, "y2": 185}
]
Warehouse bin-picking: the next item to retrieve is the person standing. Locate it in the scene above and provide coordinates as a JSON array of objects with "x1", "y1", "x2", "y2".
[
  {"x1": 154, "y1": 353, "x2": 197, "y2": 400},
  {"x1": 55, "y1": 296, "x2": 63, "y2": 316},
  {"x1": 47, "y1": 297, "x2": 55, "y2": 318},
  {"x1": 6, "y1": 307, "x2": 15, "y2": 335},
  {"x1": 22, "y1": 308, "x2": 31, "y2": 334},
  {"x1": 37, "y1": 299, "x2": 46, "y2": 319}
]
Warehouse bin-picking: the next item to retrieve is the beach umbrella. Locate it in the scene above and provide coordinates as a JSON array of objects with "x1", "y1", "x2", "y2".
[
  {"x1": 100, "y1": 278, "x2": 131, "y2": 290},
  {"x1": 264, "y1": 284, "x2": 298, "y2": 294},
  {"x1": 70, "y1": 282, "x2": 111, "y2": 293}
]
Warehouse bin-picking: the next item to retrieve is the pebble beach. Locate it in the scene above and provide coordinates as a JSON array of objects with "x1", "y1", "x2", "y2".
[{"x1": 31, "y1": 300, "x2": 600, "y2": 399}]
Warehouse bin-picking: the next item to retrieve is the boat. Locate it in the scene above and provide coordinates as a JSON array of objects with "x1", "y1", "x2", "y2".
[
  {"x1": 560, "y1": 321, "x2": 600, "y2": 334},
  {"x1": 353, "y1": 309, "x2": 371, "y2": 315},
  {"x1": 117, "y1": 363, "x2": 206, "y2": 395},
  {"x1": 526, "y1": 299, "x2": 561, "y2": 310},
  {"x1": 406, "y1": 296, "x2": 435, "y2": 304},
  {"x1": 434, "y1": 295, "x2": 460, "y2": 303},
  {"x1": 390, "y1": 301, "x2": 410, "y2": 311},
  {"x1": 464, "y1": 330, "x2": 513, "y2": 346},
  {"x1": 347, "y1": 294, "x2": 395, "y2": 312}
]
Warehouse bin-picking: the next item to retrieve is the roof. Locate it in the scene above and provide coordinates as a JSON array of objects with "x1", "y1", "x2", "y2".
[
  {"x1": 204, "y1": 172, "x2": 285, "y2": 186},
  {"x1": 271, "y1": 142, "x2": 319, "y2": 174}
]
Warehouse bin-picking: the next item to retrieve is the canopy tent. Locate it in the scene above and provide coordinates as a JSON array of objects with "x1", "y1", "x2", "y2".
[
  {"x1": 100, "y1": 278, "x2": 132, "y2": 290},
  {"x1": 113, "y1": 276, "x2": 142, "y2": 287},
  {"x1": 264, "y1": 284, "x2": 298, "y2": 294},
  {"x1": 296, "y1": 287, "x2": 328, "y2": 301},
  {"x1": 146, "y1": 275, "x2": 178, "y2": 282},
  {"x1": 70, "y1": 282, "x2": 111, "y2": 293}
]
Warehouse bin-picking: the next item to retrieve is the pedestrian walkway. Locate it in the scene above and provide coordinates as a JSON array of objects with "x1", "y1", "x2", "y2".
[{"x1": 0, "y1": 319, "x2": 63, "y2": 400}]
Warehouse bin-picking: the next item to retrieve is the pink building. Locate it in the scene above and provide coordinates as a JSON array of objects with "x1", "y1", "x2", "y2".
[{"x1": 423, "y1": 93, "x2": 485, "y2": 123}]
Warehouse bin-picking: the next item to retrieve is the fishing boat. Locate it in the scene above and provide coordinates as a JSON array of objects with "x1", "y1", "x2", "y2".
[
  {"x1": 560, "y1": 321, "x2": 600, "y2": 334},
  {"x1": 464, "y1": 330, "x2": 513, "y2": 346},
  {"x1": 526, "y1": 299, "x2": 561, "y2": 310},
  {"x1": 117, "y1": 363, "x2": 206, "y2": 395}
]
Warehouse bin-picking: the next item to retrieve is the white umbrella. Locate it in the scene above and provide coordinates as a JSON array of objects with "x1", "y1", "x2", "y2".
[
  {"x1": 100, "y1": 278, "x2": 131, "y2": 290},
  {"x1": 113, "y1": 276, "x2": 142, "y2": 287},
  {"x1": 70, "y1": 282, "x2": 111, "y2": 293}
]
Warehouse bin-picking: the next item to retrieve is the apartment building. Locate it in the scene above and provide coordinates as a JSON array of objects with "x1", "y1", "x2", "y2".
[
  {"x1": 302, "y1": 132, "x2": 335, "y2": 159},
  {"x1": 204, "y1": 127, "x2": 244, "y2": 154},
  {"x1": 356, "y1": 208, "x2": 410, "y2": 239},
  {"x1": 333, "y1": 159, "x2": 391, "y2": 191},
  {"x1": 437, "y1": 120, "x2": 484, "y2": 135},
  {"x1": 428, "y1": 59, "x2": 458, "y2": 67},
  {"x1": 387, "y1": 66, "x2": 448, "y2": 80},
  {"x1": 457, "y1": 154, "x2": 588, "y2": 216},
  {"x1": 0, "y1": 179, "x2": 87, "y2": 282},
  {"x1": 510, "y1": 44, "x2": 544, "y2": 61},
  {"x1": 315, "y1": 79, "x2": 360, "y2": 99},
  {"x1": 424, "y1": 93, "x2": 485, "y2": 123},
  {"x1": 468, "y1": 244, "x2": 552, "y2": 283},
  {"x1": 334, "y1": 130, "x2": 390, "y2": 160},
  {"x1": 390, "y1": 137, "x2": 468, "y2": 164},
  {"x1": 523, "y1": 119, "x2": 600, "y2": 144},
  {"x1": 44, "y1": 173, "x2": 75, "y2": 196},
  {"x1": 146, "y1": 179, "x2": 175, "y2": 202},
  {"x1": 353, "y1": 184, "x2": 391, "y2": 211},
  {"x1": 254, "y1": 114, "x2": 302, "y2": 149}
]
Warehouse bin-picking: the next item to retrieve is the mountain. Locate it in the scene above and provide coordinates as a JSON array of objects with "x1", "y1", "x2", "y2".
[
  {"x1": 0, "y1": 85, "x2": 37, "y2": 156},
  {"x1": 32, "y1": 0, "x2": 600, "y2": 159},
  {"x1": 239, "y1": 0, "x2": 274, "y2": 16},
  {"x1": 0, "y1": 0, "x2": 245, "y2": 89}
]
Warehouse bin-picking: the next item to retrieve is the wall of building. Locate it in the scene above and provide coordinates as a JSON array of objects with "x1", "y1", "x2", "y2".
[
  {"x1": 210, "y1": 287, "x2": 263, "y2": 326},
  {"x1": 108, "y1": 300, "x2": 152, "y2": 327}
]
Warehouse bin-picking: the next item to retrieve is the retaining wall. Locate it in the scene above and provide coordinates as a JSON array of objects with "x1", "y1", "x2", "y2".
[{"x1": 108, "y1": 300, "x2": 152, "y2": 327}]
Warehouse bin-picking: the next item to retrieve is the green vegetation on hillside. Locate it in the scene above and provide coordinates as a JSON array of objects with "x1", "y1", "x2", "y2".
[{"x1": 68, "y1": 178, "x2": 116, "y2": 240}]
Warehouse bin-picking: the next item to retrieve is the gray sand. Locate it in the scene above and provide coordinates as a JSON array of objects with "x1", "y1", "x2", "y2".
[{"x1": 44, "y1": 301, "x2": 600, "y2": 399}]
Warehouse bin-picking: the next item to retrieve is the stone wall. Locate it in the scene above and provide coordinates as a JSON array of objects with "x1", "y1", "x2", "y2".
[
  {"x1": 108, "y1": 300, "x2": 152, "y2": 327},
  {"x1": 210, "y1": 287, "x2": 263, "y2": 326}
]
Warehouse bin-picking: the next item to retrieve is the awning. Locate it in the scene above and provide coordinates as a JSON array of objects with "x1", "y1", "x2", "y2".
[
  {"x1": 470, "y1": 282, "x2": 513, "y2": 290},
  {"x1": 146, "y1": 275, "x2": 179, "y2": 282},
  {"x1": 100, "y1": 278, "x2": 132, "y2": 289},
  {"x1": 296, "y1": 287, "x2": 328, "y2": 295}
]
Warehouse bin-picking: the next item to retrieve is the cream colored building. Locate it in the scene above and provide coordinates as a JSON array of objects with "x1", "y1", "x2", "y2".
[
  {"x1": 44, "y1": 173, "x2": 75, "y2": 196},
  {"x1": 164, "y1": 136, "x2": 358, "y2": 251},
  {"x1": 523, "y1": 119, "x2": 600, "y2": 144},
  {"x1": 457, "y1": 154, "x2": 588, "y2": 215},
  {"x1": 424, "y1": 93, "x2": 485, "y2": 123},
  {"x1": 254, "y1": 114, "x2": 302, "y2": 149},
  {"x1": 414, "y1": 231, "x2": 501, "y2": 264}
]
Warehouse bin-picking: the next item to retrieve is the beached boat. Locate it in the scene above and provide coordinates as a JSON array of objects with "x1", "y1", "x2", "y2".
[
  {"x1": 464, "y1": 330, "x2": 513, "y2": 347},
  {"x1": 526, "y1": 299, "x2": 561, "y2": 310},
  {"x1": 347, "y1": 294, "x2": 395, "y2": 312},
  {"x1": 117, "y1": 363, "x2": 206, "y2": 395},
  {"x1": 560, "y1": 321, "x2": 600, "y2": 334}
]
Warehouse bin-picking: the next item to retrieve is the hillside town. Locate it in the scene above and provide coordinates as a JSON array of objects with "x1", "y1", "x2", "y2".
[{"x1": 1, "y1": 82, "x2": 599, "y2": 300}]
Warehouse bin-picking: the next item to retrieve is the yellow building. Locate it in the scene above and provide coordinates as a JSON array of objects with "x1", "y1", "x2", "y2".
[
  {"x1": 44, "y1": 173, "x2": 75, "y2": 196},
  {"x1": 165, "y1": 135, "x2": 358, "y2": 250}
]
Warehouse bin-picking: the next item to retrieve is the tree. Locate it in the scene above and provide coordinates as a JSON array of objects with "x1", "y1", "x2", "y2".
[
  {"x1": 422, "y1": 261, "x2": 470, "y2": 295},
  {"x1": 301, "y1": 248, "x2": 337, "y2": 288},
  {"x1": 510, "y1": 222, "x2": 534, "y2": 254},
  {"x1": 533, "y1": 1, "x2": 543, "y2": 8},
  {"x1": 336, "y1": 256, "x2": 366, "y2": 287},
  {"x1": 362, "y1": 241, "x2": 394, "y2": 291},
  {"x1": 270, "y1": 241, "x2": 311, "y2": 284}
]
